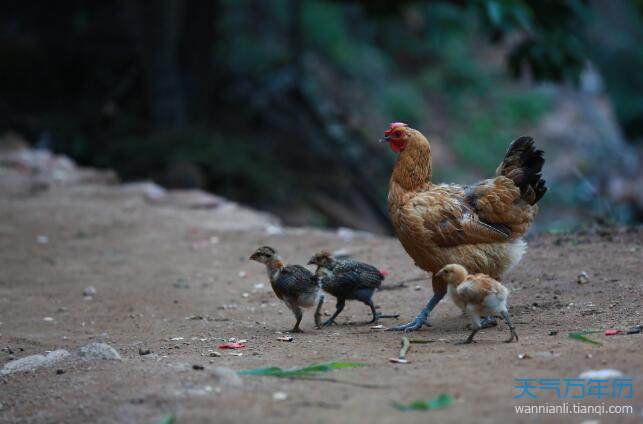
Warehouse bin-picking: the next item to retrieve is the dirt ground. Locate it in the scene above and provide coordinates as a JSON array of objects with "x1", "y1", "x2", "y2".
[{"x1": 1, "y1": 168, "x2": 642, "y2": 423}]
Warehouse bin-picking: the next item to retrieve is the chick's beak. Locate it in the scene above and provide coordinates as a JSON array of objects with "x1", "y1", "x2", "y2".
[
  {"x1": 435, "y1": 270, "x2": 444, "y2": 278},
  {"x1": 249, "y1": 253, "x2": 258, "y2": 261},
  {"x1": 307, "y1": 258, "x2": 315, "y2": 265}
]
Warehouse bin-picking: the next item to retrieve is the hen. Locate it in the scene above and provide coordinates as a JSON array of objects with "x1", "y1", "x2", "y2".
[
  {"x1": 381, "y1": 122, "x2": 546, "y2": 332},
  {"x1": 250, "y1": 246, "x2": 323, "y2": 332}
]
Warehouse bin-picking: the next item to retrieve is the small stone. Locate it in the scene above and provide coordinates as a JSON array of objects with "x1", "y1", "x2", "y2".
[
  {"x1": 272, "y1": 391, "x2": 288, "y2": 401},
  {"x1": 43, "y1": 317, "x2": 54, "y2": 322},
  {"x1": 1, "y1": 350, "x2": 71, "y2": 376},
  {"x1": 36, "y1": 235, "x2": 49, "y2": 244},
  {"x1": 77, "y1": 342, "x2": 121, "y2": 361},
  {"x1": 138, "y1": 348, "x2": 151, "y2": 356},
  {"x1": 83, "y1": 286, "x2": 96, "y2": 297},
  {"x1": 548, "y1": 331, "x2": 558, "y2": 336},
  {"x1": 193, "y1": 364, "x2": 205, "y2": 370},
  {"x1": 56, "y1": 368, "x2": 65, "y2": 375},
  {"x1": 208, "y1": 351, "x2": 222, "y2": 357},
  {"x1": 414, "y1": 285, "x2": 422, "y2": 291},
  {"x1": 579, "y1": 369, "x2": 622, "y2": 379},
  {"x1": 577, "y1": 272, "x2": 589, "y2": 284}
]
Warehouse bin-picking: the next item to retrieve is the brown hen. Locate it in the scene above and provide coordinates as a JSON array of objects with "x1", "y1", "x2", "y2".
[{"x1": 382, "y1": 122, "x2": 546, "y2": 331}]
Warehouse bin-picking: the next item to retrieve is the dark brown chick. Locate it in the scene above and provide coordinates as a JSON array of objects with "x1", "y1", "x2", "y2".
[
  {"x1": 250, "y1": 246, "x2": 323, "y2": 332},
  {"x1": 308, "y1": 251, "x2": 397, "y2": 326}
]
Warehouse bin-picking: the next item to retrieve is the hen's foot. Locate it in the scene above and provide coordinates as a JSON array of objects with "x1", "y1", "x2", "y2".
[
  {"x1": 290, "y1": 328, "x2": 303, "y2": 333},
  {"x1": 387, "y1": 316, "x2": 428, "y2": 332}
]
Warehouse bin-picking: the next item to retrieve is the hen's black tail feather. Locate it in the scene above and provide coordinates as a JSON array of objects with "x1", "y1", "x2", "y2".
[{"x1": 496, "y1": 136, "x2": 547, "y2": 205}]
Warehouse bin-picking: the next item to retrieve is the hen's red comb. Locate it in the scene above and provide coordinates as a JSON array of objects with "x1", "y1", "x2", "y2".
[{"x1": 385, "y1": 122, "x2": 407, "y2": 134}]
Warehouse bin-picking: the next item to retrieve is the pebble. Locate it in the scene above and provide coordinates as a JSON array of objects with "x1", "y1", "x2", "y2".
[
  {"x1": 579, "y1": 369, "x2": 623, "y2": 379},
  {"x1": 193, "y1": 364, "x2": 205, "y2": 370},
  {"x1": 272, "y1": 391, "x2": 288, "y2": 401},
  {"x1": 577, "y1": 272, "x2": 589, "y2": 284},
  {"x1": 83, "y1": 286, "x2": 96, "y2": 297},
  {"x1": 77, "y1": 342, "x2": 121, "y2": 361},
  {"x1": 1, "y1": 349, "x2": 71, "y2": 376},
  {"x1": 138, "y1": 348, "x2": 151, "y2": 356}
]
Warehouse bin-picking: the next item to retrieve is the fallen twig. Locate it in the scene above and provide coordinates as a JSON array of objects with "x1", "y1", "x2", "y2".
[{"x1": 389, "y1": 336, "x2": 410, "y2": 363}]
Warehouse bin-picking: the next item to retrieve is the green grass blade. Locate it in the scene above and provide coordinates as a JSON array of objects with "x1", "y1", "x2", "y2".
[
  {"x1": 237, "y1": 361, "x2": 365, "y2": 377},
  {"x1": 392, "y1": 393, "x2": 454, "y2": 411}
]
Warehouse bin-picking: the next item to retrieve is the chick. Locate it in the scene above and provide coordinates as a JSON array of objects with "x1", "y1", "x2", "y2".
[
  {"x1": 250, "y1": 246, "x2": 323, "y2": 332},
  {"x1": 308, "y1": 251, "x2": 397, "y2": 326},
  {"x1": 434, "y1": 264, "x2": 518, "y2": 344}
]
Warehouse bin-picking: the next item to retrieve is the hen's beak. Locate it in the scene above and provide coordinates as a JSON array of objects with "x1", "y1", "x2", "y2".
[
  {"x1": 379, "y1": 135, "x2": 390, "y2": 143},
  {"x1": 307, "y1": 258, "x2": 315, "y2": 265},
  {"x1": 434, "y1": 270, "x2": 444, "y2": 278},
  {"x1": 249, "y1": 253, "x2": 258, "y2": 261}
]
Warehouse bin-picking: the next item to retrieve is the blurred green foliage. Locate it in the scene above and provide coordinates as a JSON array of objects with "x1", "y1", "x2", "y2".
[{"x1": 2, "y1": 0, "x2": 642, "y2": 230}]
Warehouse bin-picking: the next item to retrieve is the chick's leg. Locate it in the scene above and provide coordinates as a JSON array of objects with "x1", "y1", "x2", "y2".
[
  {"x1": 323, "y1": 299, "x2": 345, "y2": 326},
  {"x1": 501, "y1": 309, "x2": 518, "y2": 343},
  {"x1": 480, "y1": 316, "x2": 497, "y2": 328},
  {"x1": 456, "y1": 308, "x2": 481, "y2": 344},
  {"x1": 314, "y1": 295, "x2": 324, "y2": 329},
  {"x1": 365, "y1": 299, "x2": 400, "y2": 323},
  {"x1": 388, "y1": 291, "x2": 445, "y2": 332},
  {"x1": 290, "y1": 305, "x2": 304, "y2": 333}
]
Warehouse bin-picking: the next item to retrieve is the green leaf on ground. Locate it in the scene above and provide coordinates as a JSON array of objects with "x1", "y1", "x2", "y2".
[
  {"x1": 237, "y1": 361, "x2": 365, "y2": 377},
  {"x1": 157, "y1": 415, "x2": 175, "y2": 424},
  {"x1": 569, "y1": 332, "x2": 603, "y2": 346},
  {"x1": 392, "y1": 393, "x2": 454, "y2": 411}
]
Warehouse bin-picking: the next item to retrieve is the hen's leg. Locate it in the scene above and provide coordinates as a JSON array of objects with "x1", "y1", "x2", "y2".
[
  {"x1": 323, "y1": 299, "x2": 345, "y2": 326},
  {"x1": 388, "y1": 291, "x2": 445, "y2": 332}
]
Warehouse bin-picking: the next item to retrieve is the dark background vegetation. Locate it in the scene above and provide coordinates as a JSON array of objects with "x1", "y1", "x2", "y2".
[{"x1": 2, "y1": 0, "x2": 642, "y2": 233}]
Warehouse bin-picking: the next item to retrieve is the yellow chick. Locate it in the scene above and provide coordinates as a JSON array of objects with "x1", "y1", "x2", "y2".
[{"x1": 434, "y1": 264, "x2": 518, "y2": 344}]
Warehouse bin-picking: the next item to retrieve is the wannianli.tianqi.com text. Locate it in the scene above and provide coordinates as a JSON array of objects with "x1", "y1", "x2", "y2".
[{"x1": 514, "y1": 403, "x2": 634, "y2": 415}]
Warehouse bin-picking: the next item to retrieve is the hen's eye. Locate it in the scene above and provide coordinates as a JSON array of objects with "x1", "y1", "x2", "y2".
[{"x1": 394, "y1": 131, "x2": 402, "y2": 137}]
